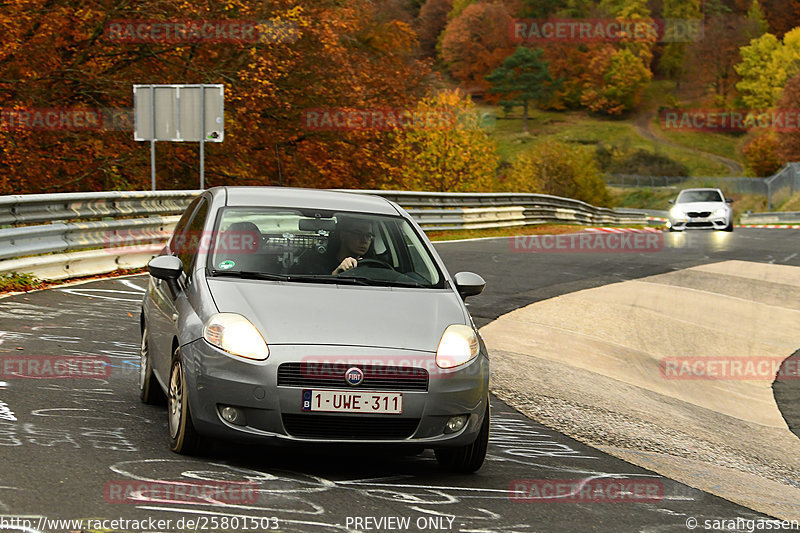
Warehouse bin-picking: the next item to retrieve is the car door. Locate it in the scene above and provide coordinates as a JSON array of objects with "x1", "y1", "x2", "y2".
[{"x1": 148, "y1": 197, "x2": 209, "y2": 384}]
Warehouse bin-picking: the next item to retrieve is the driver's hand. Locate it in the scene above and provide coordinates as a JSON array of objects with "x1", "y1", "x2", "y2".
[{"x1": 332, "y1": 257, "x2": 358, "y2": 275}]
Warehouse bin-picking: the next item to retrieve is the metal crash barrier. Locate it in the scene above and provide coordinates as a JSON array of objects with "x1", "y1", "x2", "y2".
[{"x1": 0, "y1": 189, "x2": 659, "y2": 281}]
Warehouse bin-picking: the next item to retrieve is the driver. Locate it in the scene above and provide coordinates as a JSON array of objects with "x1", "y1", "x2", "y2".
[
  {"x1": 292, "y1": 215, "x2": 375, "y2": 275},
  {"x1": 331, "y1": 217, "x2": 374, "y2": 274}
]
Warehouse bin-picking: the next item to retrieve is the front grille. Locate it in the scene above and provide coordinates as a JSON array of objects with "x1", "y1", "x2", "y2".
[
  {"x1": 686, "y1": 211, "x2": 711, "y2": 218},
  {"x1": 278, "y1": 362, "x2": 429, "y2": 392},
  {"x1": 282, "y1": 414, "x2": 420, "y2": 439},
  {"x1": 686, "y1": 221, "x2": 714, "y2": 227}
]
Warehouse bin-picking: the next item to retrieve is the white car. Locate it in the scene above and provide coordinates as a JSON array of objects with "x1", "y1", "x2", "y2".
[{"x1": 667, "y1": 188, "x2": 733, "y2": 232}]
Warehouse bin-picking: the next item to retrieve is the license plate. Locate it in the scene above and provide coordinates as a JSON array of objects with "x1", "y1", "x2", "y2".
[{"x1": 301, "y1": 389, "x2": 403, "y2": 414}]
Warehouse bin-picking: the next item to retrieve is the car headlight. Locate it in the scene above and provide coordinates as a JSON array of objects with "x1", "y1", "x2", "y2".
[
  {"x1": 669, "y1": 206, "x2": 685, "y2": 219},
  {"x1": 712, "y1": 207, "x2": 728, "y2": 217},
  {"x1": 203, "y1": 313, "x2": 269, "y2": 361},
  {"x1": 436, "y1": 324, "x2": 480, "y2": 369}
]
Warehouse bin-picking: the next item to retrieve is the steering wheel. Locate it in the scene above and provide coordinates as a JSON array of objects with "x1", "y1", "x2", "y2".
[{"x1": 356, "y1": 258, "x2": 396, "y2": 270}]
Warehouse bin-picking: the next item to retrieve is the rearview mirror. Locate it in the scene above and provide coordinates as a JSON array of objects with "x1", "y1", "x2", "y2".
[
  {"x1": 299, "y1": 218, "x2": 336, "y2": 232},
  {"x1": 668, "y1": 200, "x2": 675, "y2": 205},
  {"x1": 453, "y1": 272, "x2": 485, "y2": 299},
  {"x1": 148, "y1": 255, "x2": 183, "y2": 295}
]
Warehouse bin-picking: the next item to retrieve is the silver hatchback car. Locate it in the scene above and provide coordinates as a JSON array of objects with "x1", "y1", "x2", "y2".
[{"x1": 139, "y1": 187, "x2": 490, "y2": 472}]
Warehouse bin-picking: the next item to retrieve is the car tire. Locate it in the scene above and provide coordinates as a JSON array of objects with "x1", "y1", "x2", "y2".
[
  {"x1": 435, "y1": 401, "x2": 490, "y2": 474},
  {"x1": 139, "y1": 325, "x2": 166, "y2": 405},
  {"x1": 168, "y1": 352, "x2": 200, "y2": 454},
  {"x1": 724, "y1": 222, "x2": 734, "y2": 232}
]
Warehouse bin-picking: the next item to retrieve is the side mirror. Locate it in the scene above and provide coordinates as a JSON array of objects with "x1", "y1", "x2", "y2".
[
  {"x1": 453, "y1": 272, "x2": 485, "y2": 299},
  {"x1": 148, "y1": 255, "x2": 183, "y2": 295},
  {"x1": 668, "y1": 200, "x2": 675, "y2": 205},
  {"x1": 725, "y1": 198, "x2": 733, "y2": 203}
]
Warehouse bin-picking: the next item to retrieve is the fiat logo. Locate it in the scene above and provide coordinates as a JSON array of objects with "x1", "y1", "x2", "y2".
[{"x1": 345, "y1": 367, "x2": 364, "y2": 386}]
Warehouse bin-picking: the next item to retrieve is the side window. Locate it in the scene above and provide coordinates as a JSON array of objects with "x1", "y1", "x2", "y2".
[
  {"x1": 169, "y1": 197, "x2": 202, "y2": 252},
  {"x1": 174, "y1": 199, "x2": 209, "y2": 276}
]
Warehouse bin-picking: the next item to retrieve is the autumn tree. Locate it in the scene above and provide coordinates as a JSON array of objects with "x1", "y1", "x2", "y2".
[
  {"x1": 759, "y1": 0, "x2": 800, "y2": 37},
  {"x1": 381, "y1": 90, "x2": 499, "y2": 192},
  {"x1": 416, "y1": 0, "x2": 453, "y2": 57},
  {"x1": 745, "y1": 0, "x2": 769, "y2": 39},
  {"x1": 485, "y1": 47, "x2": 557, "y2": 132},
  {"x1": 507, "y1": 139, "x2": 611, "y2": 206},
  {"x1": 448, "y1": 0, "x2": 477, "y2": 20},
  {"x1": 580, "y1": 48, "x2": 652, "y2": 115},
  {"x1": 743, "y1": 132, "x2": 782, "y2": 176},
  {"x1": 440, "y1": 2, "x2": 516, "y2": 92},
  {"x1": 657, "y1": 0, "x2": 702, "y2": 79},
  {"x1": 735, "y1": 28, "x2": 800, "y2": 109},
  {"x1": 684, "y1": 14, "x2": 752, "y2": 105},
  {"x1": 775, "y1": 72, "x2": 800, "y2": 163},
  {"x1": 0, "y1": 0, "x2": 434, "y2": 193}
]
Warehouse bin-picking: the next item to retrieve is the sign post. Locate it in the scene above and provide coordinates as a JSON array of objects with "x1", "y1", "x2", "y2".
[{"x1": 133, "y1": 84, "x2": 224, "y2": 190}]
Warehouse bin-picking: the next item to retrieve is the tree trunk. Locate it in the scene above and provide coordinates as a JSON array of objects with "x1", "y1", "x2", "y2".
[{"x1": 523, "y1": 100, "x2": 529, "y2": 133}]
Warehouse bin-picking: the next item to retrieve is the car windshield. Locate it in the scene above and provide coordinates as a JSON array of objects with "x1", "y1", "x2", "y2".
[
  {"x1": 677, "y1": 190, "x2": 723, "y2": 203},
  {"x1": 207, "y1": 207, "x2": 443, "y2": 288}
]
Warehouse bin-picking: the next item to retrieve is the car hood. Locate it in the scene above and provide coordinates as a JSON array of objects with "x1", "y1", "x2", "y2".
[
  {"x1": 674, "y1": 201, "x2": 728, "y2": 212},
  {"x1": 206, "y1": 278, "x2": 467, "y2": 351}
]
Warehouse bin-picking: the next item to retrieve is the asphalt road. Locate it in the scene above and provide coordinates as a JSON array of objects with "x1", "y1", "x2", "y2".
[{"x1": 0, "y1": 228, "x2": 797, "y2": 533}]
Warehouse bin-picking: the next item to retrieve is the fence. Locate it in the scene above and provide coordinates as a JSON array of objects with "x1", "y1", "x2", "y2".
[
  {"x1": 0, "y1": 189, "x2": 653, "y2": 281},
  {"x1": 606, "y1": 163, "x2": 800, "y2": 208}
]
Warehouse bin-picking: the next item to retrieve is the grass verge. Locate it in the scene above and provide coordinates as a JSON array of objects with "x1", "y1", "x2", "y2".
[{"x1": 426, "y1": 224, "x2": 650, "y2": 242}]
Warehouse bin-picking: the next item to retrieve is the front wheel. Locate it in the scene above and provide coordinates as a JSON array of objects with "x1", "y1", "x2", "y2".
[
  {"x1": 435, "y1": 402, "x2": 490, "y2": 473},
  {"x1": 168, "y1": 353, "x2": 200, "y2": 454},
  {"x1": 723, "y1": 222, "x2": 734, "y2": 232}
]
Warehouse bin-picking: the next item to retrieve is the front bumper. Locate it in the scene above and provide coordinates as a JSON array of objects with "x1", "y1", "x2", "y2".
[
  {"x1": 668, "y1": 214, "x2": 730, "y2": 230},
  {"x1": 181, "y1": 339, "x2": 489, "y2": 448}
]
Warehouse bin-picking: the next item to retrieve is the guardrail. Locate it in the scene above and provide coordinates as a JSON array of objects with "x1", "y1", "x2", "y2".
[
  {"x1": 740, "y1": 211, "x2": 800, "y2": 224},
  {"x1": 0, "y1": 189, "x2": 656, "y2": 281}
]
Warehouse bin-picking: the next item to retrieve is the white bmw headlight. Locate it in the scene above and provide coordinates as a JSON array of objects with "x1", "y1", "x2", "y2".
[
  {"x1": 436, "y1": 325, "x2": 480, "y2": 369},
  {"x1": 203, "y1": 313, "x2": 269, "y2": 361},
  {"x1": 670, "y1": 206, "x2": 685, "y2": 219},
  {"x1": 712, "y1": 207, "x2": 728, "y2": 217}
]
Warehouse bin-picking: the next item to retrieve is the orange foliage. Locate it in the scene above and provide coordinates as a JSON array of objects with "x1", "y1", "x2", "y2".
[
  {"x1": 439, "y1": 2, "x2": 516, "y2": 93},
  {"x1": 0, "y1": 0, "x2": 433, "y2": 193}
]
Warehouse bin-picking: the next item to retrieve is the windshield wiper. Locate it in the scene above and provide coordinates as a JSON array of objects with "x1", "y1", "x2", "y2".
[
  {"x1": 336, "y1": 276, "x2": 428, "y2": 288},
  {"x1": 209, "y1": 270, "x2": 370, "y2": 285},
  {"x1": 210, "y1": 270, "x2": 290, "y2": 281}
]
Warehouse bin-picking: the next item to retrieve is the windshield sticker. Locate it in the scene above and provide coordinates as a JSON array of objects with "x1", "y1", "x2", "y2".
[{"x1": 218, "y1": 260, "x2": 235, "y2": 270}]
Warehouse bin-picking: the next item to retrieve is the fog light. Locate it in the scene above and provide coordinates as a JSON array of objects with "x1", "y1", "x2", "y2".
[
  {"x1": 220, "y1": 406, "x2": 246, "y2": 426},
  {"x1": 445, "y1": 415, "x2": 468, "y2": 434}
]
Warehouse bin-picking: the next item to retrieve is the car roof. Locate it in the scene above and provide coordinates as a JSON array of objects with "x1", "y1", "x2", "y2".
[
  {"x1": 210, "y1": 186, "x2": 400, "y2": 215},
  {"x1": 679, "y1": 188, "x2": 723, "y2": 193}
]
